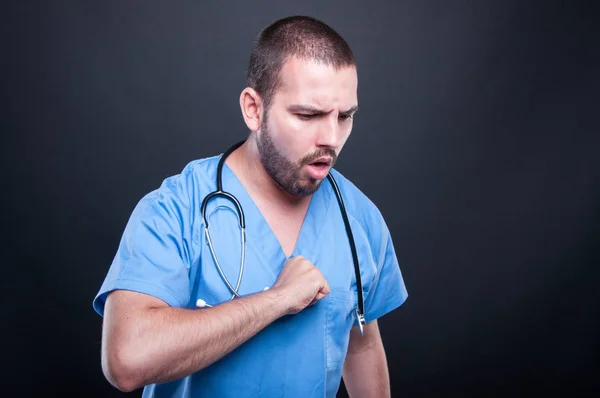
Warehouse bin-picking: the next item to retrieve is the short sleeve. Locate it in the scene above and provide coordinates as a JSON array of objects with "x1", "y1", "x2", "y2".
[
  {"x1": 363, "y1": 222, "x2": 408, "y2": 324},
  {"x1": 92, "y1": 180, "x2": 196, "y2": 317}
]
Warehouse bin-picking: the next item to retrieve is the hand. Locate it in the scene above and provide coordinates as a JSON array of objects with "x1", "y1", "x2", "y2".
[{"x1": 271, "y1": 256, "x2": 330, "y2": 315}]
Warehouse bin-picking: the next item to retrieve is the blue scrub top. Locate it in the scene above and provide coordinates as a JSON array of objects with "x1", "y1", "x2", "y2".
[{"x1": 93, "y1": 154, "x2": 408, "y2": 397}]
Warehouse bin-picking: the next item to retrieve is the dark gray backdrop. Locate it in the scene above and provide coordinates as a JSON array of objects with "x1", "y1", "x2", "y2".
[{"x1": 3, "y1": 1, "x2": 599, "y2": 396}]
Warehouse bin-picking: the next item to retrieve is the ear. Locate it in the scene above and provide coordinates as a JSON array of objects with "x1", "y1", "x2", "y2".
[{"x1": 239, "y1": 88, "x2": 263, "y2": 131}]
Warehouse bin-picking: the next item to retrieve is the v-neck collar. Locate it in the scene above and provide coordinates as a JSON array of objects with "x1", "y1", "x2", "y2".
[{"x1": 220, "y1": 161, "x2": 333, "y2": 268}]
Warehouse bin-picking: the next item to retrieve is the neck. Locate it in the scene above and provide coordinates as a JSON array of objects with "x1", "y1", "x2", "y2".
[{"x1": 226, "y1": 136, "x2": 310, "y2": 208}]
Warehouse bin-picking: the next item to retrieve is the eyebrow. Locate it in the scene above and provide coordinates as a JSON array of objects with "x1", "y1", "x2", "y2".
[
  {"x1": 340, "y1": 105, "x2": 359, "y2": 116},
  {"x1": 287, "y1": 104, "x2": 359, "y2": 116}
]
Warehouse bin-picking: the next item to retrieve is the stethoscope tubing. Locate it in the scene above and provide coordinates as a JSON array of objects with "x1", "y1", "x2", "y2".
[{"x1": 200, "y1": 140, "x2": 366, "y2": 333}]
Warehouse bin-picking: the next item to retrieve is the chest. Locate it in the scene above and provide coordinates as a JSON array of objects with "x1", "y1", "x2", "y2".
[
  {"x1": 192, "y1": 173, "x2": 380, "y2": 303},
  {"x1": 189, "y1": 199, "x2": 378, "y2": 397},
  {"x1": 254, "y1": 200, "x2": 309, "y2": 258}
]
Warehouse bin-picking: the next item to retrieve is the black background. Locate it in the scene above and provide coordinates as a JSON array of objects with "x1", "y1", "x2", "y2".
[{"x1": 3, "y1": 1, "x2": 599, "y2": 396}]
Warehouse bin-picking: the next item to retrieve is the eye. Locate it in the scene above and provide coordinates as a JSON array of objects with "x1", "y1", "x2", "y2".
[
  {"x1": 339, "y1": 114, "x2": 354, "y2": 121},
  {"x1": 297, "y1": 114, "x2": 314, "y2": 121}
]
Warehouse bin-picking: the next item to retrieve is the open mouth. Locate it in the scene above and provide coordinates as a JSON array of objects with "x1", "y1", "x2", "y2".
[
  {"x1": 309, "y1": 157, "x2": 332, "y2": 167},
  {"x1": 306, "y1": 157, "x2": 333, "y2": 180}
]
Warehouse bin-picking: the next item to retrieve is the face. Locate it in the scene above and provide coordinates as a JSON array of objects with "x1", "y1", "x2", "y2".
[{"x1": 256, "y1": 57, "x2": 358, "y2": 196}]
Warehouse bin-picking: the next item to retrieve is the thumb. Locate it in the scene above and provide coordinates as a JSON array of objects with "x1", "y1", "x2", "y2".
[{"x1": 314, "y1": 290, "x2": 328, "y2": 301}]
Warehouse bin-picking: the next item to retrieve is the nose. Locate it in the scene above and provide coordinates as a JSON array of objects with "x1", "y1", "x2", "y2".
[{"x1": 315, "y1": 114, "x2": 342, "y2": 149}]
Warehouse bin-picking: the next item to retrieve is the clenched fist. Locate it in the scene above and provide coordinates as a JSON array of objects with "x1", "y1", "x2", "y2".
[{"x1": 271, "y1": 256, "x2": 330, "y2": 315}]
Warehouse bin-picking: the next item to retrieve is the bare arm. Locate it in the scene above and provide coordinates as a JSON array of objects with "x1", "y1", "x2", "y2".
[
  {"x1": 101, "y1": 256, "x2": 329, "y2": 392},
  {"x1": 102, "y1": 289, "x2": 286, "y2": 391},
  {"x1": 342, "y1": 320, "x2": 391, "y2": 398}
]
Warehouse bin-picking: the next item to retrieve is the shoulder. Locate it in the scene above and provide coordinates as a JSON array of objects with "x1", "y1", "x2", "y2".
[
  {"x1": 126, "y1": 155, "x2": 221, "y2": 226},
  {"x1": 141, "y1": 155, "x2": 220, "y2": 203},
  {"x1": 159, "y1": 155, "x2": 220, "y2": 195}
]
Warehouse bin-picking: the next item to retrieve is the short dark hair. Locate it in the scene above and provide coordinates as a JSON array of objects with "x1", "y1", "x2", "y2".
[{"x1": 246, "y1": 16, "x2": 356, "y2": 111}]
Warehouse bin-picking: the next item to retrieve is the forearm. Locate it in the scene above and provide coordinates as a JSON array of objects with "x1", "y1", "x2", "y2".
[
  {"x1": 342, "y1": 329, "x2": 390, "y2": 398},
  {"x1": 103, "y1": 289, "x2": 288, "y2": 391}
]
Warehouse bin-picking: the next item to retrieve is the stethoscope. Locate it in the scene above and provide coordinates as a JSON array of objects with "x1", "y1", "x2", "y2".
[{"x1": 197, "y1": 140, "x2": 367, "y2": 335}]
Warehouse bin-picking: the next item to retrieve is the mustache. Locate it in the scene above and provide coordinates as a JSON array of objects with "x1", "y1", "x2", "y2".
[{"x1": 300, "y1": 148, "x2": 338, "y2": 166}]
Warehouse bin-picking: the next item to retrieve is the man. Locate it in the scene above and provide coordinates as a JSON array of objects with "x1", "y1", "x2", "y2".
[{"x1": 93, "y1": 15, "x2": 408, "y2": 397}]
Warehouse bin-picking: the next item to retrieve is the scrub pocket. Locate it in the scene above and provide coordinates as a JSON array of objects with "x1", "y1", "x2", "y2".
[{"x1": 324, "y1": 289, "x2": 356, "y2": 395}]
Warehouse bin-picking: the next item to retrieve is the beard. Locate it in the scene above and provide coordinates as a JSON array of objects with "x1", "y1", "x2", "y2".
[{"x1": 256, "y1": 115, "x2": 337, "y2": 197}]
